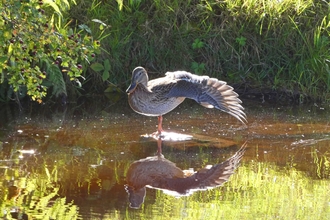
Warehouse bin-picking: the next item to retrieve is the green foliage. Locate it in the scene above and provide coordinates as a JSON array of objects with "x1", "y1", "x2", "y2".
[
  {"x1": 191, "y1": 61, "x2": 206, "y2": 75},
  {"x1": 91, "y1": 58, "x2": 111, "y2": 81},
  {"x1": 0, "y1": 0, "x2": 100, "y2": 103},
  {"x1": 192, "y1": 38, "x2": 204, "y2": 49},
  {"x1": 1, "y1": 0, "x2": 329, "y2": 103},
  {"x1": 191, "y1": 38, "x2": 206, "y2": 75},
  {"x1": 43, "y1": 62, "x2": 67, "y2": 97},
  {"x1": 235, "y1": 36, "x2": 246, "y2": 47},
  {"x1": 76, "y1": 0, "x2": 329, "y2": 102}
]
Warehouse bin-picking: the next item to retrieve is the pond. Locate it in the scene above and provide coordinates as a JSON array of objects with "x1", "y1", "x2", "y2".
[{"x1": 0, "y1": 94, "x2": 330, "y2": 219}]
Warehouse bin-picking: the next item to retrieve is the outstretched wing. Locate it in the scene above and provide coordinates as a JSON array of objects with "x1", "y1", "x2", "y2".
[{"x1": 165, "y1": 71, "x2": 247, "y2": 124}]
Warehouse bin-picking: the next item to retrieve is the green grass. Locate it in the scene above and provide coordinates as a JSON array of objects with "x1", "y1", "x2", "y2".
[{"x1": 69, "y1": 0, "x2": 329, "y2": 102}]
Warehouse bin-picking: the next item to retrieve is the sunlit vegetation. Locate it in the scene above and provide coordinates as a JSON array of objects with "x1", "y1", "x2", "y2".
[
  {"x1": 81, "y1": 0, "x2": 329, "y2": 102},
  {"x1": 0, "y1": 0, "x2": 329, "y2": 104},
  {"x1": 0, "y1": 0, "x2": 101, "y2": 104}
]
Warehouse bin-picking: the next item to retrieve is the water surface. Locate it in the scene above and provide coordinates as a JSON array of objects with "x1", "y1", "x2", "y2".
[{"x1": 0, "y1": 96, "x2": 329, "y2": 219}]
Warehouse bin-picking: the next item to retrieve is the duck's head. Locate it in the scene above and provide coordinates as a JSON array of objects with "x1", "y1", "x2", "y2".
[
  {"x1": 125, "y1": 185, "x2": 146, "y2": 209},
  {"x1": 126, "y1": 67, "x2": 149, "y2": 94}
]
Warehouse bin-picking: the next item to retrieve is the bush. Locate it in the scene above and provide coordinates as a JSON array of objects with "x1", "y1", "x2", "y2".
[{"x1": 0, "y1": 0, "x2": 100, "y2": 104}]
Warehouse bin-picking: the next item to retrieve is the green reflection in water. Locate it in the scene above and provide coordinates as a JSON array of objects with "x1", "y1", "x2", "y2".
[
  {"x1": 1, "y1": 99, "x2": 330, "y2": 219},
  {"x1": 0, "y1": 160, "x2": 79, "y2": 220},
  {"x1": 121, "y1": 160, "x2": 330, "y2": 220}
]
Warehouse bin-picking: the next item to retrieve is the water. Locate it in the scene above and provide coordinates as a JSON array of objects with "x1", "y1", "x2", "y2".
[{"x1": 0, "y1": 96, "x2": 330, "y2": 219}]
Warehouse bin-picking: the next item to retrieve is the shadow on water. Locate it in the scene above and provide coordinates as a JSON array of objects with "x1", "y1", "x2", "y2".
[{"x1": 0, "y1": 95, "x2": 330, "y2": 219}]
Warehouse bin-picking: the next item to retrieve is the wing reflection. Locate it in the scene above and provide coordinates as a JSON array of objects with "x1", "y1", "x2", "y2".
[{"x1": 125, "y1": 142, "x2": 246, "y2": 209}]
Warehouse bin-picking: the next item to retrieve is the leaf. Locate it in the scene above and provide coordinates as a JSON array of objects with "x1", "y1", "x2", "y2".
[
  {"x1": 104, "y1": 59, "x2": 111, "y2": 71},
  {"x1": 192, "y1": 38, "x2": 204, "y2": 49},
  {"x1": 90, "y1": 63, "x2": 104, "y2": 72},
  {"x1": 44, "y1": 0, "x2": 62, "y2": 17},
  {"x1": 0, "y1": 56, "x2": 8, "y2": 64},
  {"x1": 7, "y1": 44, "x2": 13, "y2": 56},
  {"x1": 78, "y1": 24, "x2": 91, "y2": 34},
  {"x1": 116, "y1": 0, "x2": 123, "y2": 11},
  {"x1": 61, "y1": 0, "x2": 70, "y2": 8},
  {"x1": 104, "y1": 82, "x2": 121, "y2": 93},
  {"x1": 92, "y1": 19, "x2": 107, "y2": 27},
  {"x1": 61, "y1": 61, "x2": 69, "y2": 67},
  {"x1": 102, "y1": 70, "x2": 109, "y2": 81},
  {"x1": 45, "y1": 64, "x2": 67, "y2": 97},
  {"x1": 197, "y1": 41, "x2": 204, "y2": 48},
  {"x1": 191, "y1": 61, "x2": 199, "y2": 69}
]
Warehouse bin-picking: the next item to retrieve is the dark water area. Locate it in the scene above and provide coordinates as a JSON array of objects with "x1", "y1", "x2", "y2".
[{"x1": 0, "y1": 94, "x2": 330, "y2": 219}]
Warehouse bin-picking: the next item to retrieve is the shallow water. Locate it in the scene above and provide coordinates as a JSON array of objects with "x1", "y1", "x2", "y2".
[{"x1": 0, "y1": 95, "x2": 330, "y2": 219}]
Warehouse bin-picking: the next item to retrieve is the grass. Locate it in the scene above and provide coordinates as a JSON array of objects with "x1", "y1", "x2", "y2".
[{"x1": 68, "y1": 0, "x2": 330, "y2": 102}]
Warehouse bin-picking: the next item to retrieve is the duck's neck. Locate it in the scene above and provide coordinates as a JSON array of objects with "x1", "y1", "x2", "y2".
[
  {"x1": 140, "y1": 74, "x2": 149, "y2": 87},
  {"x1": 136, "y1": 83, "x2": 152, "y2": 94}
]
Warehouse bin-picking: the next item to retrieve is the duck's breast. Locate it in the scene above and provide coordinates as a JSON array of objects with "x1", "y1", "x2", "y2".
[{"x1": 128, "y1": 83, "x2": 185, "y2": 116}]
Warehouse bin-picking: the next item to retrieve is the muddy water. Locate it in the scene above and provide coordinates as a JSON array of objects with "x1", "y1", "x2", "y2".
[{"x1": 0, "y1": 96, "x2": 329, "y2": 219}]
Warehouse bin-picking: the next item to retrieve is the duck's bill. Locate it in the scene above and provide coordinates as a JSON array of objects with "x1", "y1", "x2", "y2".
[{"x1": 126, "y1": 83, "x2": 136, "y2": 94}]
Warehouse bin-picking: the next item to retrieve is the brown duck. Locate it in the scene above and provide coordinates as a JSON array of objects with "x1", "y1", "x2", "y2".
[
  {"x1": 126, "y1": 67, "x2": 247, "y2": 134},
  {"x1": 125, "y1": 143, "x2": 246, "y2": 209}
]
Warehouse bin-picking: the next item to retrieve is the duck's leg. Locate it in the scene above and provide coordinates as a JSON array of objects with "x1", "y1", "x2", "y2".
[
  {"x1": 156, "y1": 137, "x2": 162, "y2": 155},
  {"x1": 157, "y1": 115, "x2": 163, "y2": 134},
  {"x1": 151, "y1": 115, "x2": 164, "y2": 140}
]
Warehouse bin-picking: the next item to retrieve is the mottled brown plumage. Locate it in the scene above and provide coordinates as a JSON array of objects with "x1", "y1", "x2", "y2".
[{"x1": 126, "y1": 67, "x2": 247, "y2": 133}]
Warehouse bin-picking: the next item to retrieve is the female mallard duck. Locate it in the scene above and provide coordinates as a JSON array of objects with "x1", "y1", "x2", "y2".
[{"x1": 126, "y1": 67, "x2": 247, "y2": 134}]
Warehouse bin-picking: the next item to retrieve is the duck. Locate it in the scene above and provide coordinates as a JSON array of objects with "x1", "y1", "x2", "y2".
[
  {"x1": 126, "y1": 67, "x2": 247, "y2": 135},
  {"x1": 125, "y1": 142, "x2": 246, "y2": 209}
]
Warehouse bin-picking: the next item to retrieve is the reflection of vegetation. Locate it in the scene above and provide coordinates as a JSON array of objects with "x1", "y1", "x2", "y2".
[
  {"x1": 1, "y1": 143, "x2": 330, "y2": 219},
  {"x1": 120, "y1": 162, "x2": 330, "y2": 219},
  {"x1": 0, "y1": 132, "x2": 129, "y2": 219},
  {"x1": 1, "y1": 115, "x2": 330, "y2": 219},
  {"x1": 0, "y1": 164, "x2": 79, "y2": 219},
  {"x1": 311, "y1": 148, "x2": 330, "y2": 179}
]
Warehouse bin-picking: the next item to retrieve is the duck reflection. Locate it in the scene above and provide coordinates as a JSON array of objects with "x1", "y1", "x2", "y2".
[{"x1": 125, "y1": 141, "x2": 246, "y2": 209}]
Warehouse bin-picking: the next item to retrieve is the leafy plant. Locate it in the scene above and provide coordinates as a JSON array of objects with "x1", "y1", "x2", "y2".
[
  {"x1": 192, "y1": 38, "x2": 205, "y2": 49},
  {"x1": 0, "y1": 0, "x2": 100, "y2": 103},
  {"x1": 191, "y1": 62, "x2": 206, "y2": 75},
  {"x1": 191, "y1": 38, "x2": 206, "y2": 75},
  {"x1": 236, "y1": 36, "x2": 246, "y2": 47},
  {"x1": 90, "y1": 59, "x2": 111, "y2": 82}
]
